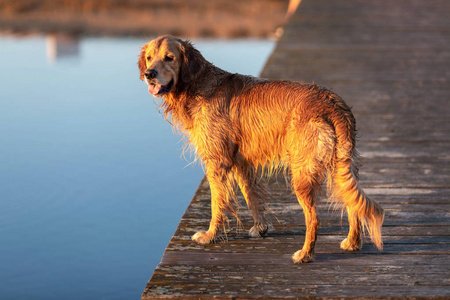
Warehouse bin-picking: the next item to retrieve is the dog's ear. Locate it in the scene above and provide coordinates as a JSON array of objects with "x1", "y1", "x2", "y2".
[
  {"x1": 179, "y1": 39, "x2": 204, "y2": 83},
  {"x1": 138, "y1": 45, "x2": 147, "y2": 80}
]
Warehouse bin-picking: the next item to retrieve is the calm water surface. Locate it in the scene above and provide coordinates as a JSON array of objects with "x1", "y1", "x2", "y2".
[{"x1": 0, "y1": 35, "x2": 274, "y2": 299}]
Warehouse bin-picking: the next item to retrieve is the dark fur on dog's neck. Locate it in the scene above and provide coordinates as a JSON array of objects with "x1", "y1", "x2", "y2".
[{"x1": 163, "y1": 39, "x2": 262, "y2": 132}]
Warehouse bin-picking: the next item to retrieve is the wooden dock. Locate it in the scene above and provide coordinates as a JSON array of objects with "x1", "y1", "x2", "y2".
[{"x1": 142, "y1": 0, "x2": 450, "y2": 298}]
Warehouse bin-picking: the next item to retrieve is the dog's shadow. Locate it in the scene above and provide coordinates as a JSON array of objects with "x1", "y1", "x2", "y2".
[{"x1": 239, "y1": 222, "x2": 450, "y2": 263}]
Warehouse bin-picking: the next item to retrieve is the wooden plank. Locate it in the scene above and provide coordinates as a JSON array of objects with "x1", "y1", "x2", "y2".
[
  {"x1": 144, "y1": 286, "x2": 450, "y2": 299},
  {"x1": 159, "y1": 252, "x2": 450, "y2": 266},
  {"x1": 142, "y1": 0, "x2": 450, "y2": 298},
  {"x1": 150, "y1": 267, "x2": 449, "y2": 286},
  {"x1": 177, "y1": 212, "x2": 450, "y2": 227},
  {"x1": 164, "y1": 242, "x2": 450, "y2": 255}
]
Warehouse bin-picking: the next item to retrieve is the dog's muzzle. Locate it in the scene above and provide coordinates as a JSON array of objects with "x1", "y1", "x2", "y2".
[{"x1": 144, "y1": 68, "x2": 174, "y2": 96}]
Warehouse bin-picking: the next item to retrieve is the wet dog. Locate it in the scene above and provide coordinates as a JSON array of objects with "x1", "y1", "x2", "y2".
[{"x1": 138, "y1": 35, "x2": 384, "y2": 263}]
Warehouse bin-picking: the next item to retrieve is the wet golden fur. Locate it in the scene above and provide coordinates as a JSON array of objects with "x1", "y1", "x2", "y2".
[{"x1": 138, "y1": 35, "x2": 384, "y2": 263}]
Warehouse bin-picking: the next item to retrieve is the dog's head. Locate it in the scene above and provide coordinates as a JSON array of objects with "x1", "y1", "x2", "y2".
[{"x1": 138, "y1": 35, "x2": 204, "y2": 97}]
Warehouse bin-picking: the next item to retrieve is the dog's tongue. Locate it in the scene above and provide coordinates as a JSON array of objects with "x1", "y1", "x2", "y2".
[{"x1": 148, "y1": 84, "x2": 162, "y2": 95}]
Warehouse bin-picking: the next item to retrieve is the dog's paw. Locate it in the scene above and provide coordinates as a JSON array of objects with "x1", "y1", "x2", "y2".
[
  {"x1": 292, "y1": 250, "x2": 314, "y2": 263},
  {"x1": 340, "y1": 237, "x2": 362, "y2": 251},
  {"x1": 249, "y1": 224, "x2": 269, "y2": 238},
  {"x1": 192, "y1": 231, "x2": 214, "y2": 244}
]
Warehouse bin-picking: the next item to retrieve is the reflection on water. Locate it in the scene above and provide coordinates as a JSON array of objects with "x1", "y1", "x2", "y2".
[
  {"x1": 46, "y1": 34, "x2": 80, "y2": 63},
  {"x1": 0, "y1": 34, "x2": 274, "y2": 300}
]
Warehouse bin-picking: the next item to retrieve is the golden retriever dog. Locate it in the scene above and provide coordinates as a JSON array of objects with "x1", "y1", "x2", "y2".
[{"x1": 138, "y1": 35, "x2": 384, "y2": 263}]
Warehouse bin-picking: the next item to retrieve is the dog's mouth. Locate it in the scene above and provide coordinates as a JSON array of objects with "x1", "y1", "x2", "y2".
[{"x1": 148, "y1": 79, "x2": 174, "y2": 96}]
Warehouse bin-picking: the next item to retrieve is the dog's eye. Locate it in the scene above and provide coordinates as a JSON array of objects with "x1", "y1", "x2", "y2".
[
  {"x1": 146, "y1": 56, "x2": 151, "y2": 61},
  {"x1": 164, "y1": 55, "x2": 174, "y2": 62}
]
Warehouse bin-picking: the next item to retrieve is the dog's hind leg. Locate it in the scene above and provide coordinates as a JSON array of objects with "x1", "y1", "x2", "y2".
[
  {"x1": 233, "y1": 163, "x2": 269, "y2": 238},
  {"x1": 288, "y1": 120, "x2": 334, "y2": 263},
  {"x1": 331, "y1": 156, "x2": 384, "y2": 251},
  {"x1": 340, "y1": 206, "x2": 362, "y2": 251},
  {"x1": 290, "y1": 172, "x2": 321, "y2": 263}
]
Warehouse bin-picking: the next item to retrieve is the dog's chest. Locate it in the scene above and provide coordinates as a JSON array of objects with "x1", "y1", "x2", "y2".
[
  {"x1": 187, "y1": 103, "x2": 235, "y2": 160},
  {"x1": 187, "y1": 107, "x2": 212, "y2": 155}
]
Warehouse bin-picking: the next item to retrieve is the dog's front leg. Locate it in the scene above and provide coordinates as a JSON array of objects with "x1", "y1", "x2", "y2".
[{"x1": 192, "y1": 161, "x2": 236, "y2": 244}]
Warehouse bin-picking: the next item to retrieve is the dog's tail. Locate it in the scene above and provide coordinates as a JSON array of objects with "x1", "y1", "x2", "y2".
[{"x1": 327, "y1": 95, "x2": 384, "y2": 250}]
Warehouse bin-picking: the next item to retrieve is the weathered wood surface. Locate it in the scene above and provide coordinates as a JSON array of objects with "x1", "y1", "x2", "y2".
[{"x1": 142, "y1": 0, "x2": 450, "y2": 298}]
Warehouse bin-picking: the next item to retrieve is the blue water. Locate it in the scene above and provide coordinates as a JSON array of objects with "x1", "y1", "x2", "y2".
[{"x1": 0, "y1": 35, "x2": 274, "y2": 299}]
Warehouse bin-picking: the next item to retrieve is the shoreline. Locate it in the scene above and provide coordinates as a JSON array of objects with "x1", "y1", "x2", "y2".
[{"x1": 0, "y1": 0, "x2": 290, "y2": 38}]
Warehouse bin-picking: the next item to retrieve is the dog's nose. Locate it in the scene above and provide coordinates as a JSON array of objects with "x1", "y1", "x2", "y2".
[{"x1": 144, "y1": 69, "x2": 158, "y2": 79}]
